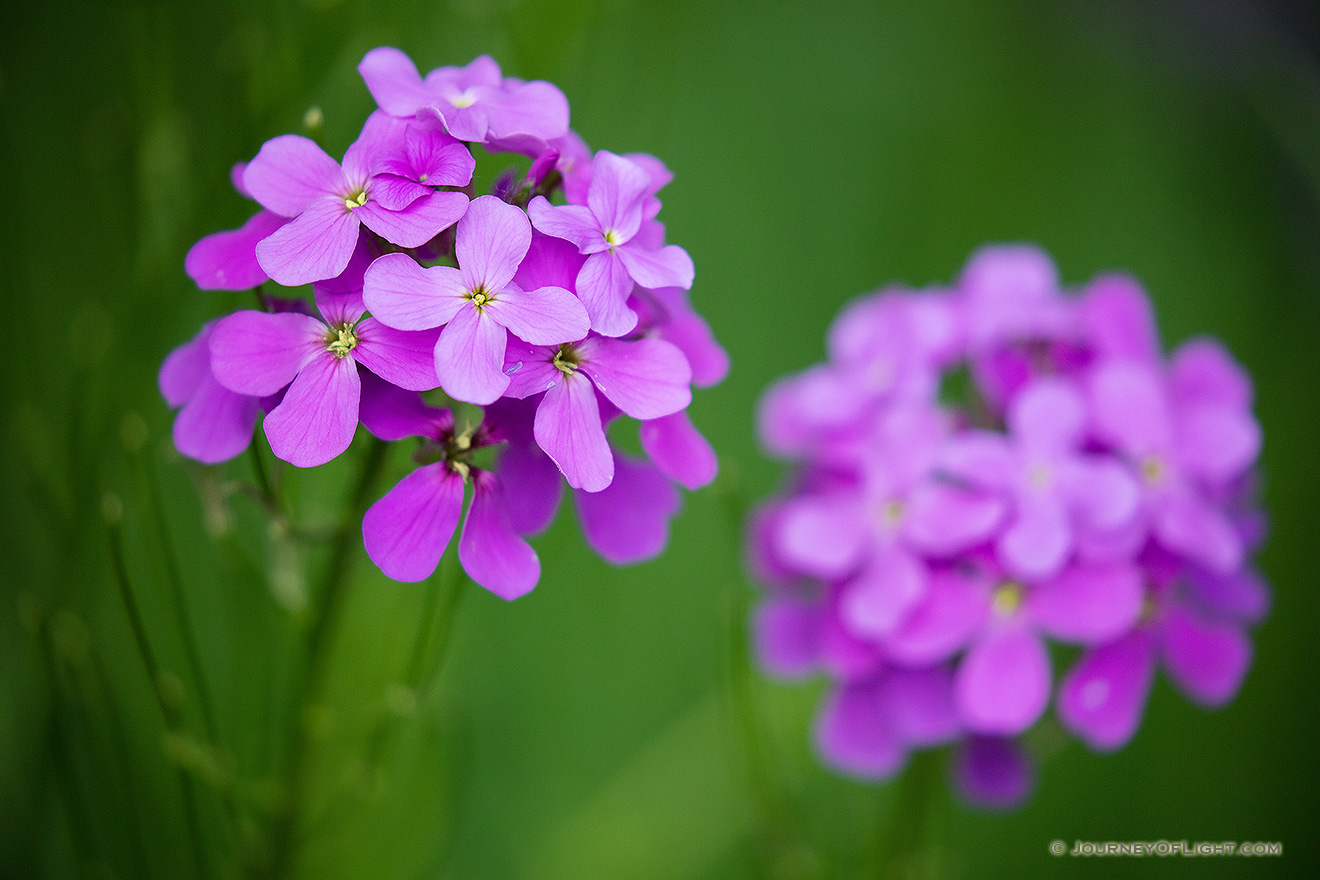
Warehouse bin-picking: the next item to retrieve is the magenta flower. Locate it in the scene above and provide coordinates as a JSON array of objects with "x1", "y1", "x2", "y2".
[
  {"x1": 358, "y1": 378, "x2": 539, "y2": 599},
  {"x1": 502, "y1": 334, "x2": 692, "y2": 492},
  {"x1": 528, "y1": 150, "x2": 694, "y2": 336},
  {"x1": 358, "y1": 49, "x2": 569, "y2": 152},
  {"x1": 363, "y1": 195, "x2": 590, "y2": 405},
  {"x1": 243, "y1": 112, "x2": 470, "y2": 286},
  {"x1": 210, "y1": 288, "x2": 440, "y2": 467}
]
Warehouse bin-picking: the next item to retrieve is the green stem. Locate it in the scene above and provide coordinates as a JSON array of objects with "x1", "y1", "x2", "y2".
[
  {"x1": 872, "y1": 749, "x2": 944, "y2": 880},
  {"x1": 261, "y1": 437, "x2": 390, "y2": 879},
  {"x1": 107, "y1": 517, "x2": 213, "y2": 880}
]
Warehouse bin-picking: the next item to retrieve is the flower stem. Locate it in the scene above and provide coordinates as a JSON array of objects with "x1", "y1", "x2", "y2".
[
  {"x1": 261, "y1": 436, "x2": 390, "y2": 879},
  {"x1": 871, "y1": 749, "x2": 945, "y2": 880}
]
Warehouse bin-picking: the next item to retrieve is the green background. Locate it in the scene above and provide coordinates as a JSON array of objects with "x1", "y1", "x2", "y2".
[{"x1": 1, "y1": 0, "x2": 1316, "y2": 877}]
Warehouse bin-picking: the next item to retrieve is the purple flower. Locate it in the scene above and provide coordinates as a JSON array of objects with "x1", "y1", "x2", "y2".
[
  {"x1": 210, "y1": 288, "x2": 439, "y2": 467},
  {"x1": 952, "y1": 736, "x2": 1034, "y2": 811},
  {"x1": 502, "y1": 334, "x2": 692, "y2": 492},
  {"x1": 363, "y1": 195, "x2": 590, "y2": 405},
  {"x1": 528, "y1": 150, "x2": 694, "y2": 336},
  {"x1": 358, "y1": 49, "x2": 570, "y2": 152},
  {"x1": 358, "y1": 380, "x2": 539, "y2": 599},
  {"x1": 941, "y1": 377, "x2": 1140, "y2": 581},
  {"x1": 243, "y1": 112, "x2": 470, "y2": 286},
  {"x1": 574, "y1": 452, "x2": 682, "y2": 564}
]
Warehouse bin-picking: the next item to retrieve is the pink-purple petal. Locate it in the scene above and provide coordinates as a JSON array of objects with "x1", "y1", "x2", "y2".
[
  {"x1": 526, "y1": 197, "x2": 607, "y2": 253},
  {"x1": 255, "y1": 198, "x2": 360, "y2": 287},
  {"x1": 243, "y1": 134, "x2": 345, "y2": 217},
  {"x1": 358, "y1": 47, "x2": 435, "y2": 117},
  {"x1": 955, "y1": 626, "x2": 1051, "y2": 735},
  {"x1": 185, "y1": 210, "x2": 286, "y2": 290},
  {"x1": 497, "y1": 441, "x2": 564, "y2": 536},
  {"x1": 173, "y1": 374, "x2": 261, "y2": 464},
  {"x1": 363, "y1": 253, "x2": 468, "y2": 331},
  {"x1": 753, "y1": 598, "x2": 823, "y2": 679},
  {"x1": 355, "y1": 190, "x2": 468, "y2": 249},
  {"x1": 534, "y1": 374, "x2": 613, "y2": 492},
  {"x1": 434, "y1": 306, "x2": 510, "y2": 405},
  {"x1": 578, "y1": 336, "x2": 691, "y2": 420},
  {"x1": 1026, "y1": 562, "x2": 1144, "y2": 644},
  {"x1": 210, "y1": 310, "x2": 325, "y2": 396},
  {"x1": 484, "y1": 284, "x2": 590, "y2": 345},
  {"x1": 616, "y1": 243, "x2": 695, "y2": 290},
  {"x1": 352, "y1": 319, "x2": 441, "y2": 391},
  {"x1": 814, "y1": 679, "x2": 907, "y2": 780},
  {"x1": 586, "y1": 150, "x2": 649, "y2": 242},
  {"x1": 639, "y1": 410, "x2": 718, "y2": 490},
  {"x1": 840, "y1": 547, "x2": 929, "y2": 639},
  {"x1": 456, "y1": 195, "x2": 531, "y2": 293},
  {"x1": 363, "y1": 463, "x2": 465, "y2": 583},
  {"x1": 576, "y1": 250, "x2": 639, "y2": 336},
  {"x1": 1161, "y1": 605, "x2": 1252, "y2": 707},
  {"x1": 263, "y1": 353, "x2": 361, "y2": 467},
  {"x1": 1058, "y1": 631, "x2": 1156, "y2": 752},
  {"x1": 574, "y1": 453, "x2": 681, "y2": 564},
  {"x1": 458, "y1": 471, "x2": 540, "y2": 600}
]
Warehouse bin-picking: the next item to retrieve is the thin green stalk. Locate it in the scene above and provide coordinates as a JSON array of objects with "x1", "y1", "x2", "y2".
[
  {"x1": 871, "y1": 749, "x2": 944, "y2": 880},
  {"x1": 107, "y1": 516, "x2": 213, "y2": 880},
  {"x1": 261, "y1": 437, "x2": 390, "y2": 880}
]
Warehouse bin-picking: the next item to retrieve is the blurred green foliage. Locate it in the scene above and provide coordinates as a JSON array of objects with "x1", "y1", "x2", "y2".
[{"x1": 2, "y1": 0, "x2": 1317, "y2": 878}]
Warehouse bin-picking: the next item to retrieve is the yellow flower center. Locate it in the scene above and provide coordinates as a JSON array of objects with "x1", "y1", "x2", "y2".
[
  {"x1": 325, "y1": 323, "x2": 358, "y2": 358},
  {"x1": 343, "y1": 189, "x2": 368, "y2": 210},
  {"x1": 1140, "y1": 456, "x2": 1165, "y2": 485},
  {"x1": 992, "y1": 581, "x2": 1025, "y2": 618},
  {"x1": 553, "y1": 343, "x2": 581, "y2": 376}
]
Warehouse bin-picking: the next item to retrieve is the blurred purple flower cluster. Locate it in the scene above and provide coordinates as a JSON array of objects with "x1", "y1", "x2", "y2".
[
  {"x1": 750, "y1": 245, "x2": 1266, "y2": 808},
  {"x1": 161, "y1": 49, "x2": 726, "y2": 599}
]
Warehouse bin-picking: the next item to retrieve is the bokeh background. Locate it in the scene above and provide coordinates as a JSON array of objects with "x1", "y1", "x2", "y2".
[{"x1": 2, "y1": 0, "x2": 1317, "y2": 877}]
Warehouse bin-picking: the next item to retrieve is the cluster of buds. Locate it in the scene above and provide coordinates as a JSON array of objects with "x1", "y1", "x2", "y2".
[
  {"x1": 160, "y1": 49, "x2": 727, "y2": 599},
  {"x1": 750, "y1": 245, "x2": 1266, "y2": 807}
]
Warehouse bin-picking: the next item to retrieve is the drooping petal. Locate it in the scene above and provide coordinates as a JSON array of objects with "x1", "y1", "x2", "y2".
[
  {"x1": 651, "y1": 294, "x2": 730, "y2": 387},
  {"x1": 362, "y1": 462, "x2": 464, "y2": 582},
  {"x1": 576, "y1": 250, "x2": 639, "y2": 336},
  {"x1": 173, "y1": 374, "x2": 261, "y2": 464},
  {"x1": 954, "y1": 626, "x2": 1051, "y2": 735},
  {"x1": 243, "y1": 134, "x2": 345, "y2": 217},
  {"x1": 458, "y1": 471, "x2": 540, "y2": 600},
  {"x1": 885, "y1": 666, "x2": 961, "y2": 746},
  {"x1": 840, "y1": 547, "x2": 929, "y2": 639},
  {"x1": 363, "y1": 253, "x2": 468, "y2": 331},
  {"x1": 263, "y1": 352, "x2": 361, "y2": 467},
  {"x1": 534, "y1": 374, "x2": 613, "y2": 492},
  {"x1": 639, "y1": 410, "x2": 718, "y2": 490},
  {"x1": 1161, "y1": 605, "x2": 1252, "y2": 707},
  {"x1": 616, "y1": 243, "x2": 695, "y2": 290},
  {"x1": 455, "y1": 195, "x2": 531, "y2": 294},
  {"x1": 497, "y1": 441, "x2": 564, "y2": 535},
  {"x1": 210, "y1": 310, "x2": 325, "y2": 396},
  {"x1": 358, "y1": 47, "x2": 436, "y2": 117},
  {"x1": 434, "y1": 305, "x2": 509, "y2": 405},
  {"x1": 159, "y1": 326, "x2": 213, "y2": 406},
  {"x1": 577, "y1": 336, "x2": 691, "y2": 419},
  {"x1": 486, "y1": 79, "x2": 570, "y2": 142},
  {"x1": 586, "y1": 150, "x2": 649, "y2": 243},
  {"x1": 953, "y1": 737, "x2": 1034, "y2": 811},
  {"x1": 574, "y1": 453, "x2": 681, "y2": 564},
  {"x1": 185, "y1": 210, "x2": 287, "y2": 290},
  {"x1": 354, "y1": 189, "x2": 468, "y2": 248},
  {"x1": 526, "y1": 197, "x2": 606, "y2": 253},
  {"x1": 814, "y1": 679, "x2": 906, "y2": 780},
  {"x1": 1057, "y1": 631, "x2": 1156, "y2": 751},
  {"x1": 352, "y1": 319, "x2": 441, "y2": 391},
  {"x1": 484, "y1": 284, "x2": 590, "y2": 345},
  {"x1": 1152, "y1": 486, "x2": 1243, "y2": 574},
  {"x1": 1027, "y1": 563, "x2": 1144, "y2": 644},
  {"x1": 754, "y1": 598, "x2": 823, "y2": 679},
  {"x1": 255, "y1": 198, "x2": 360, "y2": 286}
]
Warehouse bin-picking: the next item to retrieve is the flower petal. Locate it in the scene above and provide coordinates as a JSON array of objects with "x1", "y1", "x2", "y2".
[
  {"x1": 527, "y1": 197, "x2": 606, "y2": 253},
  {"x1": 484, "y1": 284, "x2": 590, "y2": 345},
  {"x1": 243, "y1": 134, "x2": 345, "y2": 217},
  {"x1": 586, "y1": 150, "x2": 649, "y2": 243},
  {"x1": 814, "y1": 678, "x2": 906, "y2": 780},
  {"x1": 357, "y1": 370, "x2": 450, "y2": 441},
  {"x1": 210, "y1": 311, "x2": 324, "y2": 396},
  {"x1": 616, "y1": 243, "x2": 695, "y2": 290},
  {"x1": 840, "y1": 547, "x2": 928, "y2": 640},
  {"x1": 159, "y1": 325, "x2": 213, "y2": 407},
  {"x1": 533, "y1": 374, "x2": 613, "y2": 492},
  {"x1": 886, "y1": 568, "x2": 989, "y2": 667},
  {"x1": 1058, "y1": 631, "x2": 1156, "y2": 751},
  {"x1": 497, "y1": 441, "x2": 564, "y2": 536},
  {"x1": 351, "y1": 319, "x2": 441, "y2": 391},
  {"x1": 263, "y1": 353, "x2": 361, "y2": 467},
  {"x1": 185, "y1": 210, "x2": 286, "y2": 291},
  {"x1": 458, "y1": 471, "x2": 540, "y2": 600},
  {"x1": 578, "y1": 336, "x2": 691, "y2": 420},
  {"x1": 255, "y1": 198, "x2": 360, "y2": 287},
  {"x1": 173, "y1": 374, "x2": 260, "y2": 464},
  {"x1": 1027, "y1": 562, "x2": 1144, "y2": 644},
  {"x1": 1161, "y1": 605, "x2": 1252, "y2": 707},
  {"x1": 434, "y1": 305, "x2": 509, "y2": 405},
  {"x1": 576, "y1": 250, "x2": 638, "y2": 336},
  {"x1": 358, "y1": 47, "x2": 435, "y2": 117},
  {"x1": 953, "y1": 737, "x2": 1033, "y2": 811},
  {"x1": 355, "y1": 190, "x2": 468, "y2": 249},
  {"x1": 955, "y1": 626, "x2": 1051, "y2": 735},
  {"x1": 639, "y1": 410, "x2": 718, "y2": 490},
  {"x1": 363, "y1": 463, "x2": 464, "y2": 582},
  {"x1": 363, "y1": 253, "x2": 467, "y2": 331},
  {"x1": 456, "y1": 195, "x2": 531, "y2": 293},
  {"x1": 754, "y1": 598, "x2": 823, "y2": 680},
  {"x1": 574, "y1": 453, "x2": 681, "y2": 564}
]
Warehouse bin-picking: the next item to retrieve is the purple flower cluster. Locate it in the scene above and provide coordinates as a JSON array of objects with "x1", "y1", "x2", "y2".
[
  {"x1": 750, "y1": 245, "x2": 1266, "y2": 808},
  {"x1": 161, "y1": 49, "x2": 726, "y2": 599}
]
